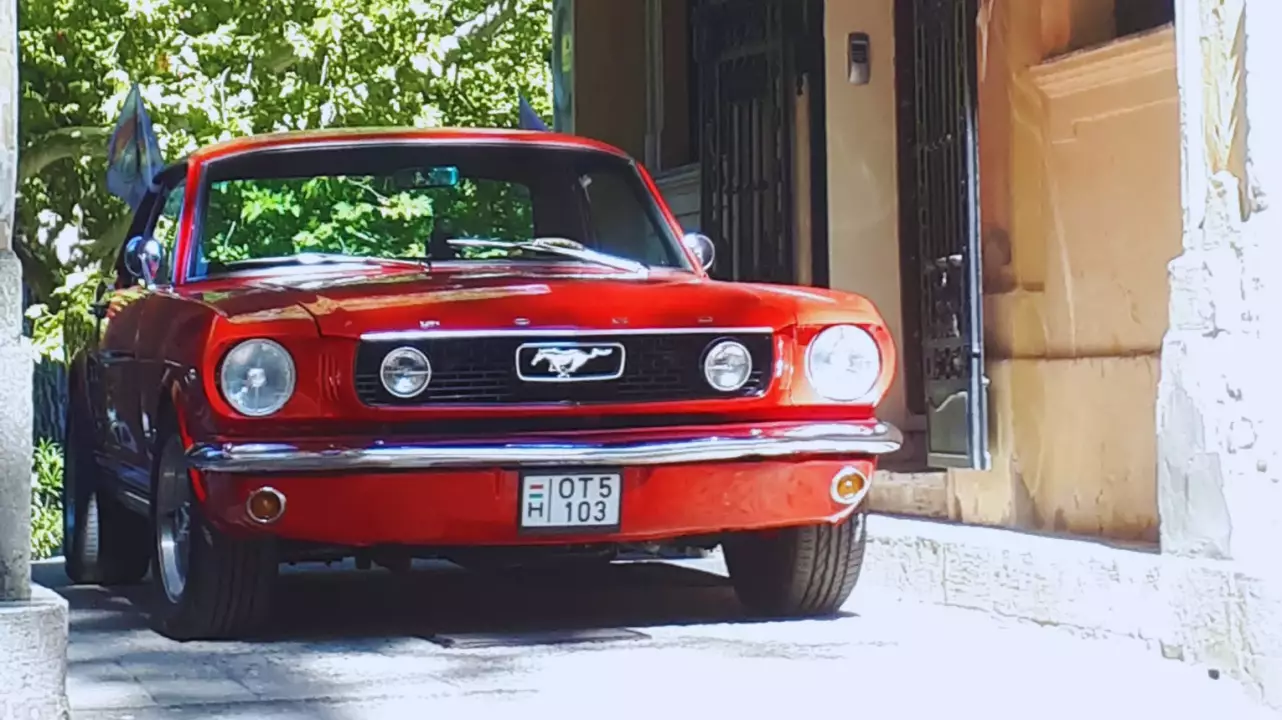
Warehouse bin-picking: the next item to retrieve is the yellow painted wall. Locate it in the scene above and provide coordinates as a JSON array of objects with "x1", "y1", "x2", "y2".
[
  {"x1": 573, "y1": 0, "x2": 648, "y2": 160},
  {"x1": 823, "y1": 0, "x2": 908, "y2": 431},
  {"x1": 828, "y1": 0, "x2": 1180, "y2": 543},
  {"x1": 955, "y1": 9, "x2": 1180, "y2": 543},
  {"x1": 551, "y1": 0, "x2": 1184, "y2": 544}
]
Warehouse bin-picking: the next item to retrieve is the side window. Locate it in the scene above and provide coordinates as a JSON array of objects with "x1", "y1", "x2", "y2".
[
  {"x1": 580, "y1": 171, "x2": 671, "y2": 266},
  {"x1": 149, "y1": 182, "x2": 185, "y2": 284},
  {"x1": 113, "y1": 192, "x2": 161, "y2": 290}
]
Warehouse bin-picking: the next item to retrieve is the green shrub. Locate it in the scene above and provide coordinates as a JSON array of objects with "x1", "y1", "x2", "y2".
[
  {"x1": 26, "y1": 268, "x2": 99, "y2": 559},
  {"x1": 26, "y1": 266, "x2": 106, "y2": 366},
  {"x1": 30, "y1": 440, "x2": 63, "y2": 560}
]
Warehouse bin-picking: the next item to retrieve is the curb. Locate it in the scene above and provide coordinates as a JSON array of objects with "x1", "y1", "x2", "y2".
[
  {"x1": 860, "y1": 514, "x2": 1282, "y2": 711},
  {"x1": 0, "y1": 584, "x2": 71, "y2": 720}
]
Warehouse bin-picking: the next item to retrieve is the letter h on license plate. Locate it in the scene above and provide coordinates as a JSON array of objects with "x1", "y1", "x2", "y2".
[{"x1": 519, "y1": 468, "x2": 623, "y2": 534}]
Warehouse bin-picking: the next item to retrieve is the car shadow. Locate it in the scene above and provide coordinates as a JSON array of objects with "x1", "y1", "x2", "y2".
[{"x1": 35, "y1": 556, "x2": 853, "y2": 646}]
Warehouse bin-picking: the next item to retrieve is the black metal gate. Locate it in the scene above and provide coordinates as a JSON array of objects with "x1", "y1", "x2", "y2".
[
  {"x1": 692, "y1": 0, "x2": 797, "y2": 284},
  {"x1": 896, "y1": 0, "x2": 990, "y2": 470}
]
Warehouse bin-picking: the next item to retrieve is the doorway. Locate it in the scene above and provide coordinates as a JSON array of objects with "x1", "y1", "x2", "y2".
[
  {"x1": 893, "y1": 0, "x2": 991, "y2": 470},
  {"x1": 690, "y1": 0, "x2": 826, "y2": 285}
]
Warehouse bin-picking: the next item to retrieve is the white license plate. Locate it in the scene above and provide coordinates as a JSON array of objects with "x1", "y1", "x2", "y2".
[{"x1": 520, "y1": 471, "x2": 622, "y2": 531}]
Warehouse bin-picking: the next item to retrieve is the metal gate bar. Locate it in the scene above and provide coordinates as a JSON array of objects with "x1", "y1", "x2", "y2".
[
  {"x1": 693, "y1": 0, "x2": 796, "y2": 284},
  {"x1": 904, "y1": 0, "x2": 989, "y2": 469}
]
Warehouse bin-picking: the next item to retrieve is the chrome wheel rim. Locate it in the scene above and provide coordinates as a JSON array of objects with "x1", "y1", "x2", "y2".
[{"x1": 156, "y1": 439, "x2": 193, "y2": 604}]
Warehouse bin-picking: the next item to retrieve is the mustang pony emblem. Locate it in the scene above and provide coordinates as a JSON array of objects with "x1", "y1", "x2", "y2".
[{"x1": 530, "y1": 347, "x2": 615, "y2": 378}]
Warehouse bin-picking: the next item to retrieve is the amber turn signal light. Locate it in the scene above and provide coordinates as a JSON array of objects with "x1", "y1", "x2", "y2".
[
  {"x1": 830, "y1": 466, "x2": 870, "y2": 507},
  {"x1": 246, "y1": 487, "x2": 287, "y2": 525}
]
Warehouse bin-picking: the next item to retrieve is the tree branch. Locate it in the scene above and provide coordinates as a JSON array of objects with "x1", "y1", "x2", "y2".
[
  {"x1": 460, "y1": 0, "x2": 519, "y2": 47},
  {"x1": 93, "y1": 213, "x2": 135, "y2": 263},
  {"x1": 441, "y1": 0, "x2": 519, "y2": 75},
  {"x1": 20, "y1": 127, "x2": 111, "y2": 182},
  {"x1": 13, "y1": 232, "x2": 58, "y2": 307}
]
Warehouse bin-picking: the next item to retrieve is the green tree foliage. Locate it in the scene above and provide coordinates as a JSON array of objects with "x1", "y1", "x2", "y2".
[
  {"x1": 25, "y1": 264, "x2": 106, "y2": 365},
  {"x1": 20, "y1": 1, "x2": 553, "y2": 557},
  {"x1": 30, "y1": 439, "x2": 63, "y2": 560},
  {"x1": 201, "y1": 173, "x2": 533, "y2": 266},
  {"x1": 19, "y1": 0, "x2": 553, "y2": 307}
]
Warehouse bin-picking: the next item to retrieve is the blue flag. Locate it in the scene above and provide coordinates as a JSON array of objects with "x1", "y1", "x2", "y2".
[
  {"x1": 106, "y1": 83, "x2": 165, "y2": 210},
  {"x1": 518, "y1": 95, "x2": 550, "y2": 132}
]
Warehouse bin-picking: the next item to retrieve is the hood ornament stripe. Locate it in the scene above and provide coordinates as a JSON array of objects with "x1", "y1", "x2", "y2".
[{"x1": 361, "y1": 326, "x2": 775, "y2": 342}]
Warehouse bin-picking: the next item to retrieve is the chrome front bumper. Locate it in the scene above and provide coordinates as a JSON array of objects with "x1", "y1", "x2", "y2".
[{"x1": 186, "y1": 421, "x2": 903, "y2": 475}]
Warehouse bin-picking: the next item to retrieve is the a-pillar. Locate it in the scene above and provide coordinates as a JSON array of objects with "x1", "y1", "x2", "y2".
[
  {"x1": 1157, "y1": 0, "x2": 1282, "y2": 707},
  {"x1": 0, "y1": 0, "x2": 70, "y2": 715}
]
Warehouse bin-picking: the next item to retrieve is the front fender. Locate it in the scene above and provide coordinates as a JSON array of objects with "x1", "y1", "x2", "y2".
[{"x1": 155, "y1": 362, "x2": 215, "y2": 501}]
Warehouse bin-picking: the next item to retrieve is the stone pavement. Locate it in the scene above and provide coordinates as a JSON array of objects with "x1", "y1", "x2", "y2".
[{"x1": 36, "y1": 542, "x2": 1271, "y2": 720}]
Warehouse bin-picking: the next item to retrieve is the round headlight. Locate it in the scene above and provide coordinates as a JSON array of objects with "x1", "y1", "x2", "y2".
[
  {"x1": 219, "y1": 339, "x2": 296, "y2": 417},
  {"x1": 380, "y1": 347, "x2": 432, "y2": 398},
  {"x1": 805, "y1": 325, "x2": 882, "y2": 402},
  {"x1": 703, "y1": 340, "x2": 753, "y2": 392}
]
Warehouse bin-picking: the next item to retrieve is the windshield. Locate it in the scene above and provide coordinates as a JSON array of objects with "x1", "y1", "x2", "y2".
[{"x1": 190, "y1": 142, "x2": 691, "y2": 278}]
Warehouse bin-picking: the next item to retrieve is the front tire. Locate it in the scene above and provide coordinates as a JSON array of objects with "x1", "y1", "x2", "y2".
[
  {"x1": 63, "y1": 402, "x2": 149, "y2": 586},
  {"x1": 149, "y1": 429, "x2": 278, "y2": 641},
  {"x1": 723, "y1": 512, "x2": 868, "y2": 618}
]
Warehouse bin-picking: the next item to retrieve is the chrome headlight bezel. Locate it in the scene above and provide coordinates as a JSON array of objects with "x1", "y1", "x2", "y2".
[
  {"x1": 804, "y1": 325, "x2": 882, "y2": 403},
  {"x1": 218, "y1": 338, "x2": 297, "y2": 417},
  {"x1": 702, "y1": 339, "x2": 754, "y2": 393},
  {"x1": 379, "y1": 346, "x2": 433, "y2": 399}
]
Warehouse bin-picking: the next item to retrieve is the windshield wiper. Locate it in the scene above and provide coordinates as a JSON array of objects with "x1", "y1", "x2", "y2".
[
  {"x1": 230, "y1": 253, "x2": 430, "y2": 270},
  {"x1": 299, "y1": 253, "x2": 431, "y2": 268},
  {"x1": 445, "y1": 237, "x2": 648, "y2": 275}
]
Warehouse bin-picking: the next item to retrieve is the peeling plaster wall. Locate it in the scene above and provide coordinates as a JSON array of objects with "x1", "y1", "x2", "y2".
[
  {"x1": 1147, "y1": 2, "x2": 1282, "y2": 706},
  {"x1": 865, "y1": 0, "x2": 1181, "y2": 544},
  {"x1": 1158, "y1": 0, "x2": 1282, "y2": 571},
  {"x1": 951, "y1": 1, "x2": 1181, "y2": 544}
]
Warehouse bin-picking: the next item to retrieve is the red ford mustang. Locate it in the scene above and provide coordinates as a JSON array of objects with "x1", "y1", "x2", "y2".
[{"x1": 63, "y1": 127, "x2": 902, "y2": 640}]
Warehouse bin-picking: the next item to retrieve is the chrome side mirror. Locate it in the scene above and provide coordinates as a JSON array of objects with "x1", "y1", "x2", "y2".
[
  {"x1": 124, "y1": 235, "x2": 165, "y2": 287},
  {"x1": 683, "y1": 232, "x2": 715, "y2": 272}
]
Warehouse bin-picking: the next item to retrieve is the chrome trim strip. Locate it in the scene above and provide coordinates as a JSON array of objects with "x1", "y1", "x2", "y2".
[
  {"x1": 187, "y1": 422, "x2": 903, "y2": 474},
  {"x1": 361, "y1": 326, "x2": 776, "y2": 342}
]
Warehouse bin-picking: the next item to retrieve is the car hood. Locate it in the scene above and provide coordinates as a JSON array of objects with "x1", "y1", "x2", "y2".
[{"x1": 187, "y1": 265, "x2": 848, "y2": 338}]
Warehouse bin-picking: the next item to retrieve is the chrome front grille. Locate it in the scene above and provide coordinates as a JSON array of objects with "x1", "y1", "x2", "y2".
[{"x1": 353, "y1": 330, "x2": 774, "y2": 406}]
